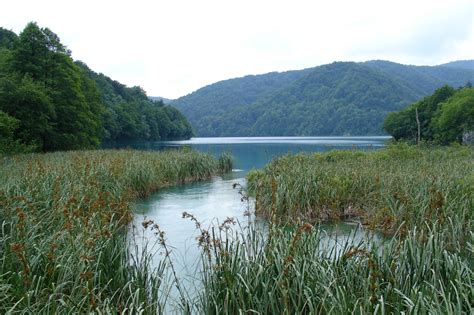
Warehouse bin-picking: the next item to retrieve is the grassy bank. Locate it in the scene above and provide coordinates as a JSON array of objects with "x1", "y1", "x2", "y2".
[
  {"x1": 0, "y1": 149, "x2": 232, "y2": 313},
  {"x1": 193, "y1": 145, "x2": 473, "y2": 314},
  {"x1": 247, "y1": 144, "x2": 473, "y2": 246},
  {"x1": 195, "y1": 222, "x2": 473, "y2": 314}
]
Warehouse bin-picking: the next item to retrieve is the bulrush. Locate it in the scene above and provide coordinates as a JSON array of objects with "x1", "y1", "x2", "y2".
[{"x1": 0, "y1": 148, "x2": 232, "y2": 313}]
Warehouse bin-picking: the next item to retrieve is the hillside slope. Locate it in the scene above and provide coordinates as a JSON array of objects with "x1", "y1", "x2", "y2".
[
  {"x1": 173, "y1": 60, "x2": 473, "y2": 136},
  {"x1": 171, "y1": 69, "x2": 313, "y2": 135}
]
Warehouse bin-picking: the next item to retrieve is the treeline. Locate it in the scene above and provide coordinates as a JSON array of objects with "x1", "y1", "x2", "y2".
[
  {"x1": 172, "y1": 60, "x2": 474, "y2": 137},
  {"x1": 0, "y1": 22, "x2": 192, "y2": 153},
  {"x1": 76, "y1": 62, "x2": 193, "y2": 143},
  {"x1": 383, "y1": 85, "x2": 474, "y2": 144}
]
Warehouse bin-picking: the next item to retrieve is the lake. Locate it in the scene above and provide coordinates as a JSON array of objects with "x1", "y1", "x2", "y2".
[{"x1": 124, "y1": 137, "x2": 389, "y2": 303}]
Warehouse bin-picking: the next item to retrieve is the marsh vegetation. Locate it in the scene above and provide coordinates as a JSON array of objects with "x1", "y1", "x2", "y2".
[
  {"x1": 0, "y1": 149, "x2": 231, "y2": 313},
  {"x1": 1, "y1": 145, "x2": 472, "y2": 313}
]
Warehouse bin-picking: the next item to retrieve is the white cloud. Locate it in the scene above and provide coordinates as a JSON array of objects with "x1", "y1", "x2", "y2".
[{"x1": 2, "y1": 0, "x2": 473, "y2": 98}]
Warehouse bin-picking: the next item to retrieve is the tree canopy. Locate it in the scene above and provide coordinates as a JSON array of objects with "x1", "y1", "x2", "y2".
[
  {"x1": 0, "y1": 22, "x2": 192, "y2": 153},
  {"x1": 383, "y1": 85, "x2": 474, "y2": 144},
  {"x1": 172, "y1": 60, "x2": 474, "y2": 137}
]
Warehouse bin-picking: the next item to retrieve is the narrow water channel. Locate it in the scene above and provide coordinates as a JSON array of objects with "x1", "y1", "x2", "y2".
[{"x1": 125, "y1": 137, "x2": 389, "y2": 305}]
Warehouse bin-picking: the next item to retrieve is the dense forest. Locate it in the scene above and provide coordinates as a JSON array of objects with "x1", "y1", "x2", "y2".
[
  {"x1": 171, "y1": 69, "x2": 314, "y2": 136},
  {"x1": 0, "y1": 23, "x2": 192, "y2": 153},
  {"x1": 172, "y1": 60, "x2": 474, "y2": 136},
  {"x1": 384, "y1": 85, "x2": 474, "y2": 144},
  {"x1": 76, "y1": 62, "x2": 193, "y2": 143}
]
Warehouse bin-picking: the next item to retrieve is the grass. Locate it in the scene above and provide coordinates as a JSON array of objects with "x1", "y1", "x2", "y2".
[
  {"x1": 195, "y1": 221, "x2": 473, "y2": 314},
  {"x1": 192, "y1": 144, "x2": 473, "y2": 314},
  {"x1": 1, "y1": 144, "x2": 472, "y2": 313},
  {"x1": 0, "y1": 149, "x2": 232, "y2": 313},
  {"x1": 247, "y1": 144, "x2": 473, "y2": 248}
]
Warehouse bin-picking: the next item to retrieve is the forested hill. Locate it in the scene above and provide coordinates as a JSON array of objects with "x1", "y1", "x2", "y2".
[
  {"x1": 172, "y1": 60, "x2": 474, "y2": 136},
  {"x1": 0, "y1": 23, "x2": 192, "y2": 153},
  {"x1": 171, "y1": 69, "x2": 314, "y2": 135},
  {"x1": 439, "y1": 60, "x2": 474, "y2": 71},
  {"x1": 76, "y1": 62, "x2": 193, "y2": 142}
]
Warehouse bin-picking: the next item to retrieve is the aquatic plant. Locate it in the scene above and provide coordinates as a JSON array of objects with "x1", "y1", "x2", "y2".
[
  {"x1": 247, "y1": 144, "x2": 474, "y2": 247},
  {"x1": 195, "y1": 220, "x2": 473, "y2": 314},
  {"x1": 0, "y1": 149, "x2": 231, "y2": 313}
]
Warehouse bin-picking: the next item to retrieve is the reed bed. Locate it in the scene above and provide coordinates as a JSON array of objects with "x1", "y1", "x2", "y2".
[
  {"x1": 191, "y1": 144, "x2": 473, "y2": 313},
  {"x1": 195, "y1": 221, "x2": 473, "y2": 314},
  {"x1": 247, "y1": 144, "x2": 473, "y2": 247},
  {"x1": 0, "y1": 149, "x2": 232, "y2": 313}
]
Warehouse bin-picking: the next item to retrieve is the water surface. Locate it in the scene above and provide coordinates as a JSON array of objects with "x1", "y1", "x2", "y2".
[{"x1": 127, "y1": 137, "x2": 389, "y2": 303}]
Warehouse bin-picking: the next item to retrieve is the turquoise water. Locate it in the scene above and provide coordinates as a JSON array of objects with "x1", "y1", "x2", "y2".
[
  {"x1": 108, "y1": 136, "x2": 388, "y2": 171},
  {"x1": 127, "y1": 137, "x2": 389, "y2": 304}
]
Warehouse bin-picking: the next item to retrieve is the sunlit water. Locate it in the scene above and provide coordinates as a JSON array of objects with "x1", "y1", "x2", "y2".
[{"x1": 117, "y1": 137, "x2": 389, "y2": 306}]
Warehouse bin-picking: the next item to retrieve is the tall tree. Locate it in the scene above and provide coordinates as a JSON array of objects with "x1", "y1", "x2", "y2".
[
  {"x1": 0, "y1": 22, "x2": 103, "y2": 150},
  {"x1": 384, "y1": 86, "x2": 473, "y2": 144}
]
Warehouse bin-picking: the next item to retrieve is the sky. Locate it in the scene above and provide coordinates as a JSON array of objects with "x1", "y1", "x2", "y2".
[{"x1": 1, "y1": 0, "x2": 473, "y2": 99}]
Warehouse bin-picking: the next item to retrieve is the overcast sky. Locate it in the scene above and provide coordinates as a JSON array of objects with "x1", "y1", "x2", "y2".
[{"x1": 2, "y1": 0, "x2": 473, "y2": 98}]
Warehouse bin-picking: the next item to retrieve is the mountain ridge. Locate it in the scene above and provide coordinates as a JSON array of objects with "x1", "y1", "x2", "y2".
[{"x1": 172, "y1": 60, "x2": 474, "y2": 136}]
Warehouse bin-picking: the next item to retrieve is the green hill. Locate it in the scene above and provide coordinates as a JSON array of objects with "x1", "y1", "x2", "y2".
[
  {"x1": 0, "y1": 23, "x2": 192, "y2": 152},
  {"x1": 172, "y1": 60, "x2": 474, "y2": 136},
  {"x1": 171, "y1": 69, "x2": 313, "y2": 135},
  {"x1": 439, "y1": 60, "x2": 474, "y2": 71},
  {"x1": 76, "y1": 62, "x2": 193, "y2": 142}
]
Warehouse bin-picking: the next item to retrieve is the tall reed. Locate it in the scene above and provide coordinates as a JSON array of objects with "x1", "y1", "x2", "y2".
[
  {"x1": 192, "y1": 144, "x2": 472, "y2": 313},
  {"x1": 0, "y1": 149, "x2": 231, "y2": 313},
  {"x1": 195, "y1": 220, "x2": 473, "y2": 314},
  {"x1": 247, "y1": 144, "x2": 473, "y2": 247}
]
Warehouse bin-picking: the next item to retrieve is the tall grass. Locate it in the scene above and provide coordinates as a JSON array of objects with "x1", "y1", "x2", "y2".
[
  {"x1": 2, "y1": 144, "x2": 472, "y2": 313},
  {"x1": 195, "y1": 221, "x2": 473, "y2": 314},
  {"x1": 247, "y1": 144, "x2": 473, "y2": 247},
  {"x1": 0, "y1": 149, "x2": 232, "y2": 313},
  {"x1": 187, "y1": 144, "x2": 473, "y2": 313}
]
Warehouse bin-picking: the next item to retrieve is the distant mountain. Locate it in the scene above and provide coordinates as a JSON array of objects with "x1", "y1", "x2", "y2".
[
  {"x1": 149, "y1": 96, "x2": 173, "y2": 104},
  {"x1": 364, "y1": 60, "x2": 473, "y2": 95},
  {"x1": 439, "y1": 60, "x2": 474, "y2": 71},
  {"x1": 171, "y1": 69, "x2": 313, "y2": 135},
  {"x1": 172, "y1": 60, "x2": 474, "y2": 136}
]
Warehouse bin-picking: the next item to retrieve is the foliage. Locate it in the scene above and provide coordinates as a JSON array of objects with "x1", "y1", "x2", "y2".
[
  {"x1": 433, "y1": 88, "x2": 474, "y2": 144},
  {"x1": 384, "y1": 86, "x2": 473, "y2": 143},
  {"x1": 195, "y1": 221, "x2": 473, "y2": 314},
  {"x1": 172, "y1": 60, "x2": 474, "y2": 136},
  {"x1": 246, "y1": 145, "x2": 474, "y2": 245},
  {"x1": 76, "y1": 62, "x2": 193, "y2": 141},
  {"x1": 0, "y1": 111, "x2": 34, "y2": 154},
  {"x1": 0, "y1": 22, "x2": 102, "y2": 151},
  {"x1": 0, "y1": 149, "x2": 232, "y2": 313},
  {"x1": 0, "y1": 22, "x2": 193, "y2": 153},
  {"x1": 0, "y1": 28, "x2": 18, "y2": 50}
]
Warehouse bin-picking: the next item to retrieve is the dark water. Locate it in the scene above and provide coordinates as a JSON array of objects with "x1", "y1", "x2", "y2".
[{"x1": 126, "y1": 137, "x2": 388, "y2": 304}]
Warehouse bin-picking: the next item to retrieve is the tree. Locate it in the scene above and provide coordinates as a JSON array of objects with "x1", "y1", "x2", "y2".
[
  {"x1": 384, "y1": 86, "x2": 473, "y2": 144},
  {"x1": 2, "y1": 22, "x2": 103, "y2": 150},
  {"x1": 433, "y1": 88, "x2": 474, "y2": 144},
  {"x1": 0, "y1": 111, "x2": 33, "y2": 154},
  {"x1": 383, "y1": 85, "x2": 455, "y2": 143},
  {"x1": 0, "y1": 28, "x2": 18, "y2": 50},
  {"x1": 0, "y1": 22, "x2": 193, "y2": 153},
  {"x1": 0, "y1": 75, "x2": 54, "y2": 148}
]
